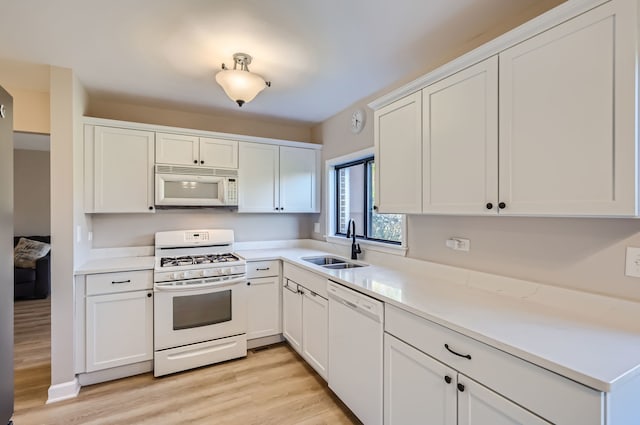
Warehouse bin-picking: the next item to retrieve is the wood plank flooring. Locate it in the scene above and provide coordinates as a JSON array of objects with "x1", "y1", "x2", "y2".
[{"x1": 13, "y1": 298, "x2": 361, "y2": 425}]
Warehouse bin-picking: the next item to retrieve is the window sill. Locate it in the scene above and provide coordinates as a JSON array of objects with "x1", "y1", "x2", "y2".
[{"x1": 325, "y1": 235, "x2": 408, "y2": 257}]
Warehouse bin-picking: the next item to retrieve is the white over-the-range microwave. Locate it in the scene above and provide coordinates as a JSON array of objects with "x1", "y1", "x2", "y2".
[{"x1": 155, "y1": 165, "x2": 238, "y2": 207}]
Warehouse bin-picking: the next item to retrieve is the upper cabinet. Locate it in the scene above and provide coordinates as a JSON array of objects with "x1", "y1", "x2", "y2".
[
  {"x1": 156, "y1": 132, "x2": 238, "y2": 169},
  {"x1": 371, "y1": 0, "x2": 639, "y2": 217},
  {"x1": 374, "y1": 92, "x2": 423, "y2": 214},
  {"x1": 422, "y1": 57, "x2": 498, "y2": 215},
  {"x1": 85, "y1": 125, "x2": 155, "y2": 213},
  {"x1": 238, "y1": 142, "x2": 320, "y2": 213},
  {"x1": 498, "y1": 0, "x2": 635, "y2": 215}
]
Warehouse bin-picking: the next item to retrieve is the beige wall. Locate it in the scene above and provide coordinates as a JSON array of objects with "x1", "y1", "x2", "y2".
[
  {"x1": 88, "y1": 98, "x2": 315, "y2": 143},
  {"x1": 311, "y1": 0, "x2": 640, "y2": 302},
  {"x1": 92, "y1": 212, "x2": 314, "y2": 248},
  {"x1": 13, "y1": 149, "x2": 50, "y2": 236}
]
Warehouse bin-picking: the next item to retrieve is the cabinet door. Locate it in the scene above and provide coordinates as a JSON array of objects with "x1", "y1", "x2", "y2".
[
  {"x1": 374, "y1": 92, "x2": 423, "y2": 214},
  {"x1": 279, "y1": 146, "x2": 320, "y2": 213},
  {"x1": 384, "y1": 333, "x2": 457, "y2": 425},
  {"x1": 301, "y1": 289, "x2": 328, "y2": 380},
  {"x1": 238, "y1": 142, "x2": 280, "y2": 212},
  {"x1": 246, "y1": 276, "x2": 281, "y2": 340},
  {"x1": 282, "y1": 280, "x2": 302, "y2": 353},
  {"x1": 423, "y1": 57, "x2": 498, "y2": 214},
  {"x1": 86, "y1": 290, "x2": 153, "y2": 372},
  {"x1": 199, "y1": 137, "x2": 238, "y2": 169},
  {"x1": 155, "y1": 132, "x2": 199, "y2": 166},
  {"x1": 93, "y1": 126, "x2": 155, "y2": 213},
  {"x1": 499, "y1": 1, "x2": 636, "y2": 216},
  {"x1": 458, "y1": 375, "x2": 551, "y2": 425}
]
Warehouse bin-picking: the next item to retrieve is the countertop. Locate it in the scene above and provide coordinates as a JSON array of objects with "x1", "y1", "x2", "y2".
[
  {"x1": 75, "y1": 247, "x2": 640, "y2": 393},
  {"x1": 237, "y1": 248, "x2": 640, "y2": 393}
]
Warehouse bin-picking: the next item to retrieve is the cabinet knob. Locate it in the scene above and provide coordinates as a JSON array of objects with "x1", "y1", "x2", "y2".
[
  {"x1": 373, "y1": 205, "x2": 378, "y2": 211},
  {"x1": 193, "y1": 160, "x2": 198, "y2": 164},
  {"x1": 498, "y1": 202, "x2": 506, "y2": 209},
  {"x1": 200, "y1": 160, "x2": 204, "y2": 164},
  {"x1": 485, "y1": 202, "x2": 493, "y2": 210},
  {"x1": 148, "y1": 206, "x2": 154, "y2": 210},
  {"x1": 457, "y1": 383, "x2": 465, "y2": 392},
  {"x1": 147, "y1": 293, "x2": 152, "y2": 298},
  {"x1": 444, "y1": 375, "x2": 452, "y2": 384},
  {"x1": 247, "y1": 281, "x2": 251, "y2": 286}
]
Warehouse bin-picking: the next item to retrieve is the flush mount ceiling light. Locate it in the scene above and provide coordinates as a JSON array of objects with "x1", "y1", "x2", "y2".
[{"x1": 215, "y1": 53, "x2": 271, "y2": 107}]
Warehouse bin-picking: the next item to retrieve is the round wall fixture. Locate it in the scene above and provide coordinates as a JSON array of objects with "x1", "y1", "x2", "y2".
[{"x1": 350, "y1": 108, "x2": 365, "y2": 134}]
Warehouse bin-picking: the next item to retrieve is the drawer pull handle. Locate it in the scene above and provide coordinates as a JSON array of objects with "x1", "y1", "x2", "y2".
[
  {"x1": 444, "y1": 375, "x2": 452, "y2": 384},
  {"x1": 445, "y1": 343, "x2": 471, "y2": 360},
  {"x1": 256, "y1": 267, "x2": 270, "y2": 271},
  {"x1": 111, "y1": 279, "x2": 131, "y2": 284}
]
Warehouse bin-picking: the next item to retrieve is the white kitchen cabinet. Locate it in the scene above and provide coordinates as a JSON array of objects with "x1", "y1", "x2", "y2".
[
  {"x1": 385, "y1": 333, "x2": 456, "y2": 425},
  {"x1": 374, "y1": 92, "x2": 422, "y2": 214},
  {"x1": 246, "y1": 260, "x2": 282, "y2": 341},
  {"x1": 282, "y1": 263, "x2": 328, "y2": 380},
  {"x1": 422, "y1": 57, "x2": 498, "y2": 215},
  {"x1": 282, "y1": 280, "x2": 303, "y2": 353},
  {"x1": 239, "y1": 142, "x2": 320, "y2": 213},
  {"x1": 156, "y1": 132, "x2": 238, "y2": 169},
  {"x1": 498, "y1": 0, "x2": 636, "y2": 216},
  {"x1": 371, "y1": 0, "x2": 640, "y2": 217},
  {"x1": 86, "y1": 126, "x2": 155, "y2": 213},
  {"x1": 85, "y1": 271, "x2": 153, "y2": 373},
  {"x1": 301, "y1": 288, "x2": 328, "y2": 379},
  {"x1": 385, "y1": 333, "x2": 550, "y2": 425}
]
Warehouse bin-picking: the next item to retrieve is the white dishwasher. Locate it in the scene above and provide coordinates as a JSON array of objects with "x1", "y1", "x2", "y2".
[{"x1": 328, "y1": 280, "x2": 383, "y2": 425}]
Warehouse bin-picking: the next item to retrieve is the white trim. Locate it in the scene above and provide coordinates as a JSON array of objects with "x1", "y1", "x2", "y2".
[
  {"x1": 83, "y1": 117, "x2": 321, "y2": 150},
  {"x1": 325, "y1": 147, "x2": 407, "y2": 251},
  {"x1": 326, "y1": 235, "x2": 407, "y2": 257},
  {"x1": 368, "y1": 0, "x2": 610, "y2": 110},
  {"x1": 47, "y1": 378, "x2": 81, "y2": 404}
]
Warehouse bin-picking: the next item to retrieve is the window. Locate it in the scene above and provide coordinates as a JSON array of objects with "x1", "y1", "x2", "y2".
[{"x1": 335, "y1": 157, "x2": 403, "y2": 245}]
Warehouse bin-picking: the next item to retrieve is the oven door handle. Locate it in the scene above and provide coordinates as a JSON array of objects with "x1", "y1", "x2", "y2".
[{"x1": 154, "y1": 276, "x2": 246, "y2": 291}]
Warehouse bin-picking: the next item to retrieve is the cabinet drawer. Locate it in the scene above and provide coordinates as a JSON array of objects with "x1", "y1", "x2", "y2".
[
  {"x1": 283, "y1": 262, "x2": 327, "y2": 298},
  {"x1": 385, "y1": 304, "x2": 604, "y2": 425},
  {"x1": 246, "y1": 260, "x2": 281, "y2": 278},
  {"x1": 86, "y1": 270, "x2": 153, "y2": 296}
]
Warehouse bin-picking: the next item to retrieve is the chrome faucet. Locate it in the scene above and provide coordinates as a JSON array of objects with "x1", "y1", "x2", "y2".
[{"x1": 345, "y1": 219, "x2": 362, "y2": 260}]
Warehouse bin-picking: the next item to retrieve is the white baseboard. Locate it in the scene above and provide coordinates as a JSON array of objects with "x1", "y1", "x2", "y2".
[
  {"x1": 47, "y1": 378, "x2": 81, "y2": 404},
  {"x1": 78, "y1": 361, "x2": 153, "y2": 386},
  {"x1": 247, "y1": 334, "x2": 284, "y2": 349}
]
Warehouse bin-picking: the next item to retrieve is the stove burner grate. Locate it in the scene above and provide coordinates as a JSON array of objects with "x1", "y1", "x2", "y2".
[{"x1": 160, "y1": 253, "x2": 240, "y2": 267}]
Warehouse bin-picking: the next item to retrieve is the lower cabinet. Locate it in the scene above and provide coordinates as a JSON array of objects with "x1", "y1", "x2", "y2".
[
  {"x1": 384, "y1": 334, "x2": 549, "y2": 425},
  {"x1": 85, "y1": 270, "x2": 154, "y2": 373},
  {"x1": 246, "y1": 260, "x2": 282, "y2": 341},
  {"x1": 282, "y1": 278, "x2": 328, "y2": 380}
]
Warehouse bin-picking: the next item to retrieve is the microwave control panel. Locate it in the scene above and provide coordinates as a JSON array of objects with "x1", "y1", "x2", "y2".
[{"x1": 227, "y1": 179, "x2": 238, "y2": 205}]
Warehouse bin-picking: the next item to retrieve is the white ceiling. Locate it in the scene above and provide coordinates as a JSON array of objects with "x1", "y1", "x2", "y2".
[{"x1": 0, "y1": 0, "x2": 562, "y2": 124}]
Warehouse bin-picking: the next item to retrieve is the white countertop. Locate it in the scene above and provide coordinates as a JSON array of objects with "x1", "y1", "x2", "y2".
[
  {"x1": 237, "y1": 247, "x2": 640, "y2": 393},
  {"x1": 75, "y1": 255, "x2": 155, "y2": 275},
  {"x1": 75, "y1": 245, "x2": 640, "y2": 392}
]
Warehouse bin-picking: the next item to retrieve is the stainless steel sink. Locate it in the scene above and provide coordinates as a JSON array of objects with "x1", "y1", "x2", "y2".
[
  {"x1": 322, "y1": 263, "x2": 366, "y2": 270},
  {"x1": 302, "y1": 256, "x2": 348, "y2": 266}
]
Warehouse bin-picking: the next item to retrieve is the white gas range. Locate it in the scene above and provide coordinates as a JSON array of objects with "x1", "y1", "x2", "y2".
[{"x1": 153, "y1": 229, "x2": 248, "y2": 377}]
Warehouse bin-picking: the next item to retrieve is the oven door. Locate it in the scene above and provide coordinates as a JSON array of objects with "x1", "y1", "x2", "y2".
[
  {"x1": 153, "y1": 276, "x2": 247, "y2": 351},
  {"x1": 155, "y1": 173, "x2": 227, "y2": 206}
]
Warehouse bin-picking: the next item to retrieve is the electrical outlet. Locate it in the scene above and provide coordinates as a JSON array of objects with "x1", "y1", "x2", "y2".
[
  {"x1": 313, "y1": 222, "x2": 320, "y2": 234},
  {"x1": 446, "y1": 237, "x2": 470, "y2": 252},
  {"x1": 625, "y1": 247, "x2": 640, "y2": 278}
]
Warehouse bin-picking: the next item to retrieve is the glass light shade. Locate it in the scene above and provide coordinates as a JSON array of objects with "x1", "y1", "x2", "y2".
[{"x1": 215, "y1": 69, "x2": 267, "y2": 106}]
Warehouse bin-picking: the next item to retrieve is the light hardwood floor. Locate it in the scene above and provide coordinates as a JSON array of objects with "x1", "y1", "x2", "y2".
[{"x1": 13, "y1": 298, "x2": 361, "y2": 425}]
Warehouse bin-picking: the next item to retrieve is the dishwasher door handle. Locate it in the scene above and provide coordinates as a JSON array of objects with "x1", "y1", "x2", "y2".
[{"x1": 343, "y1": 299, "x2": 358, "y2": 309}]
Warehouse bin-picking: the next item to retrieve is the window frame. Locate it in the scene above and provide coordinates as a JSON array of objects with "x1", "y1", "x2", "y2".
[{"x1": 325, "y1": 148, "x2": 407, "y2": 256}]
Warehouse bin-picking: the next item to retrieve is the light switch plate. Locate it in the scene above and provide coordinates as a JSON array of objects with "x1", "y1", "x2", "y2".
[{"x1": 625, "y1": 247, "x2": 640, "y2": 278}]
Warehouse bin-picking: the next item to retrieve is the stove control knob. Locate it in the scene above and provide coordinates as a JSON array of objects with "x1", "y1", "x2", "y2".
[
  {"x1": 199, "y1": 270, "x2": 206, "y2": 277},
  {"x1": 223, "y1": 268, "x2": 232, "y2": 275},
  {"x1": 178, "y1": 271, "x2": 186, "y2": 280}
]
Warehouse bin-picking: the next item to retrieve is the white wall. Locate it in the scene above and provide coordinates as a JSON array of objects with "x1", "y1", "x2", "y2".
[{"x1": 13, "y1": 148, "x2": 50, "y2": 236}]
